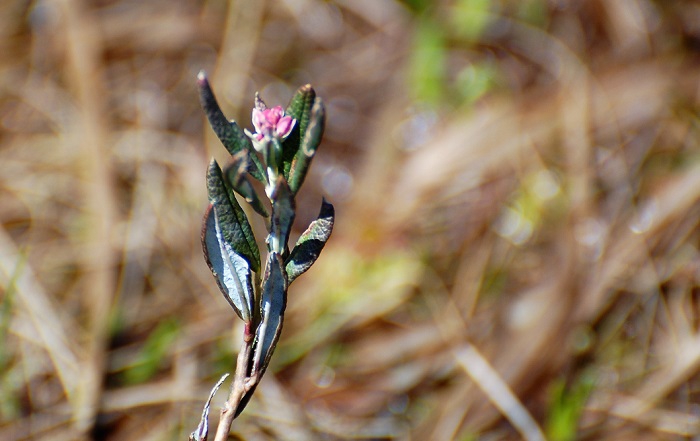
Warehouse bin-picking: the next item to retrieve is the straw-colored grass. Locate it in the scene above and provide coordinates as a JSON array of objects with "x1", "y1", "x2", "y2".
[{"x1": 2, "y1": 0, "x2": 700, "y2": 440}]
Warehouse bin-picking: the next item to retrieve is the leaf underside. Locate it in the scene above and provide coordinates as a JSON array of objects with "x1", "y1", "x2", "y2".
[
  {"x1": 202, "y1": 205, "x2": 254, "y2": 322},
  {"x1": 285, "y1": 199, "x2": 334, "y2": 284},
  {"x1": 257, "y1": 253, "x2": 288, "y2": 373},
  {"x1": 234, "y1": 253, "x2": 288, "y2": 417}
]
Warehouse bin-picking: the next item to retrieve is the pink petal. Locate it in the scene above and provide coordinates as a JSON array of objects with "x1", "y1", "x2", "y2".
[
  {"x1": 276, "y1": 116, "x2": 295, "y2": 138},
  {"x1": 269, "y1": 106, "x2": 287, "y2": 124},
  {"x1": 252, "y1": 108, "x2": 266, "y2": 132}
]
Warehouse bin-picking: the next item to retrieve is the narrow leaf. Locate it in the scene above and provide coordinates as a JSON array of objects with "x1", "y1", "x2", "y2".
[
  {"x1": 207, "y1": 159, "x2": 260, "y2": 273},
  {"x1": 202, "y1": 205, "x2": 254, "y2": 322},
  {"x1": 189, "y1": 373, "x2": 229, "y2": 441},
  {"x1": 234, "y1": 253, "x2": 288, "y2": 418},
  {"x1": 224, "y1": 152, "x2": 269, "y2": 218},
  {"x1": 282, "y1": 85, "x2": 316, "y2": 179},
  {"x1": 285, "y1": 199, "x2": 334, "y2": 284},
  {"x1": 197, "y1": 71, "x2": 265, "y2": 181},
  {"x1": 288, "y1": 98, "x2": 325, "y2": 194},
  {"x1": 255, "y1": 253, "x2": 288, "y2": 375},
  {"x1": 269, "y1": 177, "x2": 295, "y2": 256}
]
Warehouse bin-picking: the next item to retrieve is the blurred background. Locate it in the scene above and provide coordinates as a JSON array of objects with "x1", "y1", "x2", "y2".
[{"x1": 2, "y1": 0, "x2": 700, "y2": 440}]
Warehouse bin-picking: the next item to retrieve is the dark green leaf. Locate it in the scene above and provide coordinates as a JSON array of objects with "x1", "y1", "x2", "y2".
[
  {"x1": 197, "y1": 71, "x2": 265, "y2": 181},
  {"x1": 202, "y1": 205, "x2": 255, "y2": 321},
  {"x1": 224, "y1": 152, "x2": 269, "y2": 218},
  {"x1": 206, "y1": 159, "x2": 261, "y2": 273},
  {"x1": 285, "y1": 199, "x2": 334, "y2": 284},
  {"x1": 288, "y1": 98, "x2": 325, "y2": 194},
  {"x1": 282, "y1": 85, "x2": 316, "y2": 179}
]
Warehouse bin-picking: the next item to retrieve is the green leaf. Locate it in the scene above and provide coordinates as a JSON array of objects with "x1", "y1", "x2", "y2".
[
  {"x1": 288, "y1": 98, "x2": 325, "y2": 194},
  {"x1": 197, "y1": 71, "x2": 265, "y2": 182},
  {"x1": 206, "y1": 159, "x2": 261, "y2": 273},
  {"x1": 224, "y1": 152, "x2": 269, "y2": 218},
  {"x1": 202, "y1": 205, "x2": 255, "y2": 322},
  {"x1": 269, "y1": 177, "x2": 295, "y2": 256},
  {"x1": 282, "y1": 85, "x2": 316, "y2": 179},
  {"x1": 285, "y1": 199, "x2": 334, "y2": 284}
]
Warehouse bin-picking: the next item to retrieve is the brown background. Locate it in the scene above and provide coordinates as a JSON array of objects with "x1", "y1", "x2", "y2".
[{"x1": 2, "y1": 0, "x2": 700, "y2": 440}]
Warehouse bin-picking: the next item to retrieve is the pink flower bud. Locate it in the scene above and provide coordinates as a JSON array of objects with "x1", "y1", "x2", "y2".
[{"x1": 249, "y1": 105, "x2": 296, "y2": 142}]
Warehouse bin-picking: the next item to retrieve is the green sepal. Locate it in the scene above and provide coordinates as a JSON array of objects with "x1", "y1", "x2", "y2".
[
  {"x1": 206, "y1": 159, "x2": 261, "y2": 273},
  {"x1": 282, "y1": 85, "x2": 316, "y2": 180},
  {"x1": 197, "y1": 72, "x2": 266, "y2": 182},
  {"x1": 285, "y1": 199, "x2": 334, "y2": 284},
  {"x1": 288, "y1": 98, "x2": 325, "y2": 194},
  {"x1": 224, "y1": 152, "x2": 269, "y2": 218}
]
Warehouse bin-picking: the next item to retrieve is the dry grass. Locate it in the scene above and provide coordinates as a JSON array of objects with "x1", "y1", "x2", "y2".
[{"x1": 2, "y1": 0, "x2": 700, "y2": 440}]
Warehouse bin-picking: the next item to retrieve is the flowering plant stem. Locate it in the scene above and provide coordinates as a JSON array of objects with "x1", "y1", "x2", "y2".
[
  {"x1": 189, "y1": 72, "x2": 334, "y2": 441},
  {"x1": 212, "y1": 328, "x2": 254, "y2": 441}
]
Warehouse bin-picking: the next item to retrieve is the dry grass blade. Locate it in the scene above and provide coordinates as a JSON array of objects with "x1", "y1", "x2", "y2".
[
  {"x1": 454, "y1": 344, "x2": 546, "y2": 441},
  {"x1": 58, "y1": 0, "x2": 117, "y2": 432},
  {"x1": 0, "y1": 226, "x2": 79, "y2": 398}
]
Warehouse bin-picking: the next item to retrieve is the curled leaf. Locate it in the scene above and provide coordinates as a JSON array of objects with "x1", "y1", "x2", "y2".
[{"x1": 285, "y1": 199, "x2": 334, "y2": 284}]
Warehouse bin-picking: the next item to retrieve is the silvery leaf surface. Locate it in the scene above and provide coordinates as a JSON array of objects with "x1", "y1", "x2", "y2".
[
  {"x1": 255, "y1": 252, "x2": 288, "y2": 374},
  {"x1": 202, "y1": 205, "x2": 254, "y2": 322},
  {"x1": 285, "y1": 199, "x2": 334, "y2": 284},
  {"x1": 235, "y1": 252, "x2": 287, "y2": 417}
]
